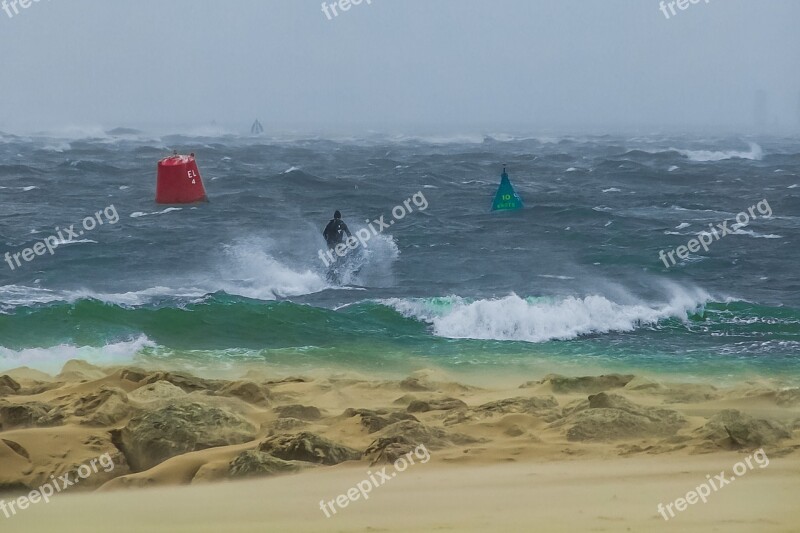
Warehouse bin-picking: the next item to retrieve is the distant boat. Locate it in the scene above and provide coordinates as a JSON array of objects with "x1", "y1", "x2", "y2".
[
  {"x1": 251, "y1": 119, "x2": 264, "y2": 135},
  {"x1": 491, "y1": 166, "x2": 524, "y2": 211}
]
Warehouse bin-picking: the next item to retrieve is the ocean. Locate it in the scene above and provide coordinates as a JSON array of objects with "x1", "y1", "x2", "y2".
[{"x1": 1, "y1": 131, "x2": 798, "y2": 383}]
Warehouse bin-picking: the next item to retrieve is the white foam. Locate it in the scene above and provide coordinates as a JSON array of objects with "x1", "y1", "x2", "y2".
[
  {"x1": 130, "y1": 207, "x2": 183, "y2": 218},
  {"x1": 0, "y1": 336, "x2": 154, "y2": 374},
  {"x1": 730, "y1": 228, "x2": 783, "y2": 239},
  {"x1": 675, "y1": 142, "x2": 763, "y2": 162},
  {"x1": 385, "y1": 288, "x2": 710, "y2": 343},
  {"x1": 214, "y1": 242, "x2": 329, "y2": 300}
]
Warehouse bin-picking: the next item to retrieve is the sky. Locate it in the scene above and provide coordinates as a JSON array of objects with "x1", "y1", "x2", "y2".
[{"x1": 0, "y1": 0, "x2": 798, "y2": 135}]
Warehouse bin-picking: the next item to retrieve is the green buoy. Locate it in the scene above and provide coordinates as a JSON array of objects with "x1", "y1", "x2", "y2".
[{"x1": 491, "y1": 166, "x2": 524, "y2": 211}]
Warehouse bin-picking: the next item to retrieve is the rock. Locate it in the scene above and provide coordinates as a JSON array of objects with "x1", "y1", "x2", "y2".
[
  {"x1": 442, "y1": 410, "x2": 474, "y2": 426},
  {"x1": 140, "y1": 372, "x2": 223, "y2": 393},
  {"x1": 268, "y1": 417, "x2": 307, "y2": 433},
  {"x1": 273, "y1": 405, "x2": 321, "y2": 421},
  {"x1": 407, "y1": 398, "x2": 468, "y2": 413},
  {"x1": 552, "y1": 393, "x2": 686, "y2": 442},
  {"x1": 585, "y1": 393, "x2": 686, "y2": 428},
  {"x1": 696, "y1": 409, "x2": 791, "y2": 449},
  {"x1": 228, "y1": 450, "x2": 300, "y2": 478},
  {"x1": 0, "y1": 375, "x2": 21, "y2": 396},
  {"x1": 258, "y1": 432, "x2": 361, "y2": 465},
  {"x1": 565, "y1": 410, "x2": 661, "y2": 441},
  {"x1": 364, "y1": 436, "x2": 417, "y2": 465},
  {"x1": 128, "y1": 381, "x2": 187, "y2": 403},
  {"x1": 475, "y1": 396, "x2": 559, "y2": 418},
  {"x1": 343, "y1": 408, "x2": 418, "y2": 433},
  {"x1": 116, "y1": 403, "x2": 257, "y2": 471},
  {"x1": 377, "y1": 420, "x2": 478, "y2": 450},
  {"x1": 72, "y1": 387, "x2": 133, "y2": 426},
  {"x1": 219, "y1": 381, "x2": 271, "y2": 406},
  {"x1": 0, "y1": 401, "x2": 63, "y2": 430},
  {"x1": 119, "y1": 368, "x2": 149, "y2": 383},
  {"x1": 533, "y1": 374, "x2": 635, "y2": 394}
]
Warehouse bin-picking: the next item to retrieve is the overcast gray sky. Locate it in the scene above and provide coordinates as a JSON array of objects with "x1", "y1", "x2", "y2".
[{"x1": 0, "y1": 0, "x2": 798, "y2": 135}]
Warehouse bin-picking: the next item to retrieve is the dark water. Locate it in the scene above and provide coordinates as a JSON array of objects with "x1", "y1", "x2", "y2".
[{"x1": 1, "y1": 131, "x2": 798, "y2": 381}]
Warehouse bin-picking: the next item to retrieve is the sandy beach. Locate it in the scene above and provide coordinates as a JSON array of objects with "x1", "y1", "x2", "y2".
[{"x1": 1, "y1": 360, "x2": 798, "y2": 531}]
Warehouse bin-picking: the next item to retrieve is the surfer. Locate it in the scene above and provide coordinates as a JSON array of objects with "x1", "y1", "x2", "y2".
[{"x1": 323, "y1": 210, "x2": 352, "y2": 249}]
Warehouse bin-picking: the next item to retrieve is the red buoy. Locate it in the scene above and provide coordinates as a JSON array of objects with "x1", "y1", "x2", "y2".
[{"x1": 156, "y1": 153, "x2": 208, "y2": 204}]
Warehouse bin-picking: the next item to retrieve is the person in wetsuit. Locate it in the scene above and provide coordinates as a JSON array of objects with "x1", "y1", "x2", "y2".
[{"x1": 323, "y1": 210, "x2": 352, "y2": 248}]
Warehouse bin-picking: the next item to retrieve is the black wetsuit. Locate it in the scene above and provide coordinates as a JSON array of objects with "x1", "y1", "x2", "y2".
[{"x1": 323, "y1": 219, "x2": 352, "y2": 248}]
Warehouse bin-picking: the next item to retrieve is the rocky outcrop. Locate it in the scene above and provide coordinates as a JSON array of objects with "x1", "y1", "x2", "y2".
[
  {"x1": 258, "y1": 432, "x2": 361, "y2": 465},
  {"x1": 71, "y1": 387, "x2": 133, "y2": 426},
  {"x1": 0, "y1": 401, "x2": 63, "y2": 430},
  {"x1": 552, "y1": 393, "x2": 686, "y2": 442},
  {"x1": 115, "y1": 403, "x2": 257, "y2": 471},
  {"x1": 364, "y1": 436, "x2": 418, "y2": 465},
  {"x1": 377, "y1": 420, "x2": 478, "y2": 449},
  {"x1": 527, "y1": 374, "x2": 635, "y2": 394},
  {"x1": 0, "y1": 375, "x2": 21, "y2": 396},
  {"x1": 696, "y1": 409, "x2": 792, "y2": 449},
  {"x1": 128, "y1": 381, "x2": 187, "y2": 403},
  {"x1": 273, "y1": 405, "x2": 322, "y2": 421},
  {"x1": 140, "y1": 372, "x2": 224, "y2": 393},
  {"x1": 219, "y1": 381, "x2": 271, "y2": 406},
  {"x1": 475, "y1": 396, "x2": 559, "y2": 417},
  {"x1": 343, "y1": 408, "x2": 418, "y2": 433},
  {"x1": 407, "y1": 398, "x2": 468, "y2": 413},
  {"x1": 228, "y1": 450, "x2": 301, "y2": 478}
]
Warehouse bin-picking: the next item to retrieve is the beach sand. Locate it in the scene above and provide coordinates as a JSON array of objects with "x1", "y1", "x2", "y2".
[{"x1": 1, "y1": 360, "x2": 798, "y2": 531}]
